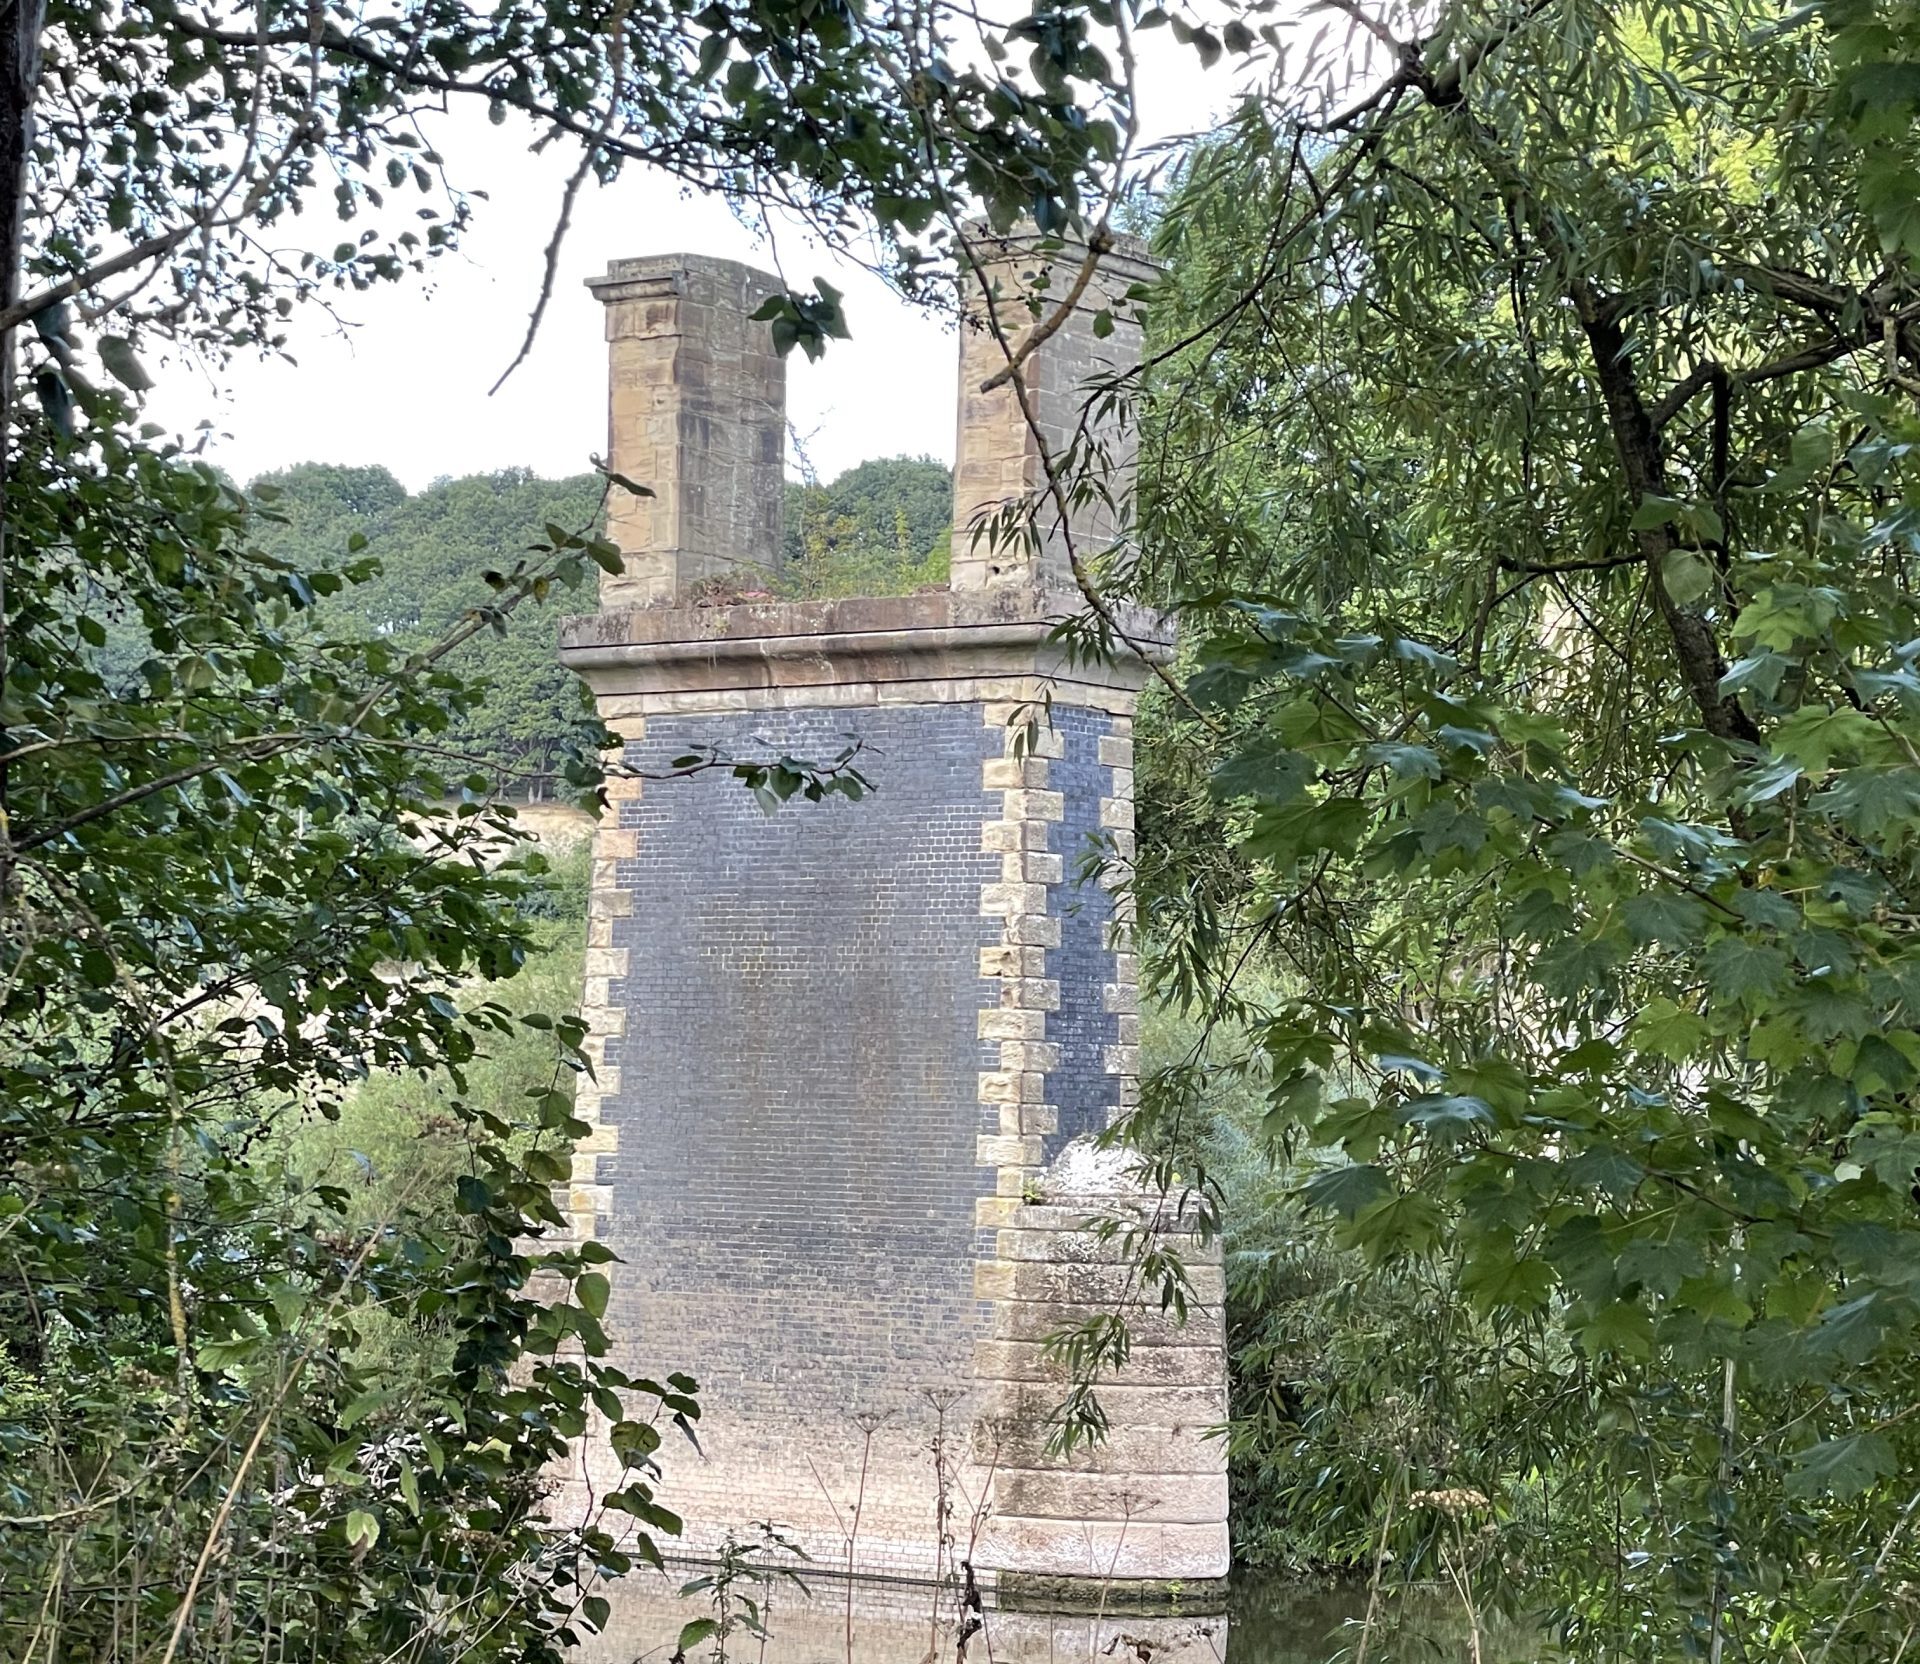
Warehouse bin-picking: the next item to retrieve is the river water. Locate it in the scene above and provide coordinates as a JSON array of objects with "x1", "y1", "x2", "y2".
[{"x1": 583, "y1": 1567, "x2": 1541, "y2": 1663}]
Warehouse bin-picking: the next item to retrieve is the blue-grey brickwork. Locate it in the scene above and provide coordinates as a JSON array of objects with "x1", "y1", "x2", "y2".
[
  {"x1": 1040, "y1": 708, "x2": 1121, "y2": 1163},
  {"x1": 598, "y1": 705, "x2": 1004, "y2": 1420}
]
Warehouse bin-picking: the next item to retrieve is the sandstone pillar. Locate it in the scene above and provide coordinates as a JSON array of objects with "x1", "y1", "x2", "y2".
[
  {"x1": 950, "y1": 230, "x2": 1159, "y2": 592},
  {"x1": 558, "y1": 241, "x2": 1228, "y2": 1591},
  {"x1": 587, "y1": 253, "x2": 785, "y2": 606}
]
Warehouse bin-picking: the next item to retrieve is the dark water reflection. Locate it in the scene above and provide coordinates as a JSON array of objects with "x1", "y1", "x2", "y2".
[
  {"x1": 582, "y1": 1568, "x2": 1543, "y2": 1664},
  {"x1": 1227, "y1": 1576, "x2": 1540, "y2": 1662}
]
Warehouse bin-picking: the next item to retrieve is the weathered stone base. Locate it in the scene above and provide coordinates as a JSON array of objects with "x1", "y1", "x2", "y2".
[
  {"x1": 570, "y1": 1560, "x2": 1230, "y2": 1663},
  {"x1": 992, "y1": 1570, "x2": 1235, "y2": 1612},
  {"x1": 973, "y1": 1142, "x2": 1228, "y2": 1584}
]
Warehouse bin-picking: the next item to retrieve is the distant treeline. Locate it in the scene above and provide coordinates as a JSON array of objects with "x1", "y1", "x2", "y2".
[{"x1": 242, "y1": 456, "x2": 953, "y2": 787}]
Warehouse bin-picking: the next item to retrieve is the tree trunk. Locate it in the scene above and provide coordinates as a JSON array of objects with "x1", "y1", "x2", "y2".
[
  {"x1": 0, "y1": 0, "x2": 45, "y2": 874},
  {"x1": 1577, "y1": 297, "x2": 1761, "y2": 748},
  {"x1": 0, "y1": 0, "x2": 43, "y2": 316}
]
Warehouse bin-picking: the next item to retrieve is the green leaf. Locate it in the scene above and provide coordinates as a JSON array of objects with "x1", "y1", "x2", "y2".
[
  {"x1": 1660, "y1": 549, "x2": 1713, "y2": 605},
  {"x1": 1734, "y1": 586, "x2": 1844, "y2": 652},
  {"x1": 339, "y1": 1387, "x2": 393, "y2": 1428},
  {"x1": 1346, "y1": 1192, "x2": 1445, "y2": 1259},
  {"x1": 1814, "y1": 767, "x2": 1920, "y2": 839},
  {"x1": 1209, "y1": 736, "x2": 1314, "y2": 803},
  {"x1": 610, "y1": 1418, "x2": 662, "y2": 1467},
  {"x1": 1720, "y1": 650, "x2": 1790, "y2": 700},
  {"x1": 1565, "y1": 1148, "x2": 1645, "y2": 1198},
  {"x1": 1785, "y1": 1432, "x2": 1896, "y2": 1500},
  {"x1": 1578, "y1": 1300, "x2": 1654, "y2": 1360},
  {"x1": 1861, "y1": 155, "x2": 1920, "y2": 256},
  {"x1": 1460, "y1": 1242, "x2": 1555, "y2": 1316},
  {"x1": 1263, "y1": 1068, "x2": 1321, "y2": 1137},
  {"x1": 345, "y1": 1509, "x2": 380, "y2": 1550},
  {"x1": 1622, "y1": 891, "x2": 1706, "y2": 946},
  {"x1": 1243, "y1": 795, "x2": 1371, "y2": 865},
  {"x1": 1299, "y1": 1162, "x2": 1393, "y2": 1218},
  {"x1": 1398, "y1": 1093, "x2": 1495, "y2": 1141},
  {"x1": 1631, "y1": 995, "x2": 1708, "y2": 1060},
  {"x1": 1771, "y1": 705, "x2": 1875, "y2": 775},
  {"x1": 1362, "y1": 740, "x2": 1443, "y2": 780},
  {"x1": 1616, "y1": 1238, "x2": 1705, "y2": 1299},
  {"x1": 1755, "y1": 424, "x2": 1833, "y2": 496},
  {"x1": 678, "y1": 1619, "x2": 719, "y2": 1654},
  {"x1": 1852, "y1": 1120, "x2": 1920, "y2": 1189},
  {"x1": 98, "y1": 336, "x2": 154, "y2": 391},
  {"x1": 1703, "y1": 936, "x2": 1791, "y2": 1006},
  {"x1": 576, "y1": 1270, "x2": 611, "y2": 1320}
]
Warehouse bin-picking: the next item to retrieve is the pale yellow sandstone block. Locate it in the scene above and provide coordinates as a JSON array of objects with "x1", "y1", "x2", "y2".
[
  {"x1": 979, "y1": 1007, "x2": 1048, "y2": 1040},
  {"x1": 1002, "y1": 851, "x2": 1064, "y2": 885}
]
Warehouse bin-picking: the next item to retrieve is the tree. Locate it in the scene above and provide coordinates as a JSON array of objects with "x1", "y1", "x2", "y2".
[
  {"x1": 244, "y1": 459, "x2": 960, "y2": 782},
  {"x1": 6, "y1": 0, "x2": 1128, "y2": 381},
  {"x1": 0, "y1": 428, "x2": 680, "y2": 1664},
  {"x1": 0, "y1": 0, "x2": 1124, "y2": 1658},
  {"x1": 1091, "y1": 1, "x2": 1920, "y2": 1654},
  {"x1": 250, "y1": 464, "x2": 607, "y2": 786},
  {"x1": 782, "y1": 454, "x2": 953, "y2": 597}
]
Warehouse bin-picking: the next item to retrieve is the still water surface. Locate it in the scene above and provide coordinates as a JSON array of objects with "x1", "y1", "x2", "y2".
[{"x1": 584, "y1": 1568, "x2": 1541, "y2": 1664}]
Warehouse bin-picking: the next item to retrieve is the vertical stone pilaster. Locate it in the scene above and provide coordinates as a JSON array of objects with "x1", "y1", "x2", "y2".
[
  {"x1": 951, "y1": 233, "x2": 1161, "y2": 593},
  {"x1": 965, "y1": 703, "x2": 1230, "y2": 1585},
  {"x1": 587, "y1": 254, "x2": 786, "y2": 607},
  {"x1": 1098, "y1": 714, "x2": 1141, "y2": 1119},
  {"x1": 973, "y1": 702, "x2": 1067, "y2": 1211},
  {"x1": 563, "y1": 725, "x2": 644, "y2": 1249}
]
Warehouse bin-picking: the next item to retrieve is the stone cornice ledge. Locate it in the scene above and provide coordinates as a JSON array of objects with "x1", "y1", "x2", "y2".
[{"x1": 557, "y1": 587, "x2": 1176, "y2": 716}]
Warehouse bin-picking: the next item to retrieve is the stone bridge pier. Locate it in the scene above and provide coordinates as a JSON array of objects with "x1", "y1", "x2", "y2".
[{"x1": 552, "y1": 239, "x2": 1229, "y2": 1588}]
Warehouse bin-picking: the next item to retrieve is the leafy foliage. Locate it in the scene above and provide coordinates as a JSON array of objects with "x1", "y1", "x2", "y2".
[
  {"x1": 21, "y1": 0, "x2": 1128, "y2": 381},
  {"x1": 783, "y1": 455, "x2": 954, "y2": 597},
  {"x1": 246, "y1": 464, "x2": 608, "y2": 786},
  {"x1": 1105, "y1": 1, "x2": 1920, "y2": 1654},
  {"x1": 0, "y1": 415, "x2": 690, "y2": 1661},
  {"x1": 238, "y1": 459, "x2": 957, "y2": 784},
  {"x1": 1, "y1": 0, "x2": 1124, "y2": 1653}
]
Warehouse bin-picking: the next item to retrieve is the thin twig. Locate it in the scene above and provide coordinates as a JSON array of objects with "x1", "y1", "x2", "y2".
[
  {"x1": 978, "y1": 228, "x2": 1113, "y2": 393},
  {"x1": 490, "y1": 0, "x2": 630, "y2": 394}
]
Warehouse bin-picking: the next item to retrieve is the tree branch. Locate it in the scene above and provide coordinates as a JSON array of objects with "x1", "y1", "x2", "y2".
[
  {"x1": 978, "y1": 225, "x2": 1113, "y2": 394},
  {"x1": 1314, "y1": 0, "x2": 1402, "y2": 53},
  {"x1": 487, "y1": 0, "x2": 630, "y2": 396},
  {"x1": 1650, "y1": 337, "x2": 1873, "y2": 431},
  {"x1": 1496, "y1": 551, "x2": 1645, "y2": 576}
]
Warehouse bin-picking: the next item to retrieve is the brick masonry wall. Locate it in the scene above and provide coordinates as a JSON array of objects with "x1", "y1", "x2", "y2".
[
  {"x1": 558, "y1": 685, "x2": 1225, "y2": 1585},
  {"x1": 558, "y1": 233, "x2": 1226, "y2": 1584},
  {"x1": 1040, "y1": 705, "x2": 1126, "y2": 1161},
  {"x1": 575, "y1": 703, "x2": 1006, "y2": 1576}
]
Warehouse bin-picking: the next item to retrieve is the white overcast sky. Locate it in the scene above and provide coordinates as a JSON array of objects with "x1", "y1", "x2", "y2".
[{"x1": 142, "y1": 33, "x2": 1263, "y2": 492}]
